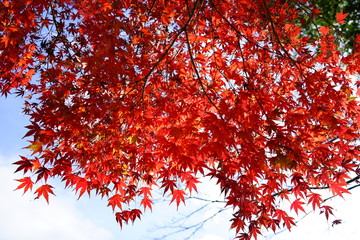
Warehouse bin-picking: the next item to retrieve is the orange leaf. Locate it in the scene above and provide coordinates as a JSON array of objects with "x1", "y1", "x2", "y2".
[
  {"x1": 108, "y1": 194, "x2": 123, "y2": 211},
  {"x1": 15, "y1": 177, "x2": 33, "y2": 194},
  {"x1": 25, "y1": 141, "x2": 43, "y2": 155},
  {"x1": 1, "y1": 36, "x2": 10, "y2": 47},
  {"x1": 34, "y1": 184, "x2": 55, "y2": 203},
  {"x1": 336, "y1": 11, "x2": 348, "y2": 24},
  {"x1": 319, "y1": 26, "x2": 331, "y2": 35}
]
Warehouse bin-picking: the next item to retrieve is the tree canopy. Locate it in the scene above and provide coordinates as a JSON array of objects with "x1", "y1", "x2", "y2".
[{"x1": 1, "y1": 0, "x2": 359, "y2": 239}]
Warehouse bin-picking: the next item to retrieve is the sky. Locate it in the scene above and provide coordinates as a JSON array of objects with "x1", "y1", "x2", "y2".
[{"x1": 1, "y1": 95, "x2": 360, "y2": 240}]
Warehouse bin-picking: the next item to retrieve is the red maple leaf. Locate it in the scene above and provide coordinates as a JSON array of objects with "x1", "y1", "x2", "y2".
[
  {"x1": 15, "y1": 177, "x2": 33, "y2": 194},
  {"x1": 140, "y1": 196, "x2": 153, "y2": 211},
  {"x1": 34, "y1": 184, "x2": 55, "y2": 203},
  {"x1": 319, "y1": 26, "x2": 331, "y2": 35},
  {"x1": 336, "y1": 11, "x2": 348, "y2": 24},
  {"x1": 320, "y1": 205, "x2": 334, "y2": 220},
  {"x1": 329, "y1": 182, "x2": 350, "y2": 198},
  {"x1": 274, "y1": 209, "x2": 295, "y2": 230},
  {"x1": 74, "y1": 178, "x2": 89, "y2": 198},
  {"x1": 308, "y1": 193, "x2": 322, "y2": 210},
  {"x1": 107, "y1": 194, "x2": 123, "y2": 211},
  {"x1": 170, "y1": 189, "x2": 186, "y2": 208},
  {"x1": 290, "y1": 199, "x2": 306, "y2": 215},
  {"x1": 13, "y1": 157, "x2": 33, "y2": 174}
]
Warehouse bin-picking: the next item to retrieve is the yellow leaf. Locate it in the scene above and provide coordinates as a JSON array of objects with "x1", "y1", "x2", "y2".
[{"x1": 25, "y1": 141, "x2": 43, "y2": 155}]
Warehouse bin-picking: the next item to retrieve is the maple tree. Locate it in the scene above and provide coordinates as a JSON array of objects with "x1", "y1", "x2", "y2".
[
  {"x1": 305, "y1": 0, "x2": 360, "y2": 51},
  {"x1": 1, "y1": 0, "x2": 360, "y2": 239}
]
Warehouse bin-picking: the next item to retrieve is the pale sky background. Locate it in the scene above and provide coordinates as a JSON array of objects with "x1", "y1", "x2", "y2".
[{"x1": 1, "y1": 95, "x2": 360, "y2": 240}]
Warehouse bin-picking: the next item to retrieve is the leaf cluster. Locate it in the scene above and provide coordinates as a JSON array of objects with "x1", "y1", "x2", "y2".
[{"x1": 1, "y1": 0, "x2": 360, "y2": 239}]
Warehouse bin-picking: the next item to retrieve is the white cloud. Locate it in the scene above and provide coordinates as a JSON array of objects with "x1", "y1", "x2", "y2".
[{"x1": 0, "y1": 156, "x2": 113, "y2": 240}]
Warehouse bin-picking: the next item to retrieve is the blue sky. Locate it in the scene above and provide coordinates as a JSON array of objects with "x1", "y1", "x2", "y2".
[{"x1": 1, "y1": 95, "x2": 360, "y2": 240}]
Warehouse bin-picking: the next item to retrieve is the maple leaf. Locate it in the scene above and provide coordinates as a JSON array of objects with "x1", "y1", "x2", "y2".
[
  {"x1": 329, "y1": 182, "x2": 350, "y2": 198},
  {"x1": 319, "y1": 26, "x2": 331, "y2": 35},
  {"x1": 308, "y1": 193, "x2": 322, "y2": 210},
  {"x1": 274, "y1": 209, "x2": 295, "y2": 230},
  {"x1": 35, "y1": 167, "x2": 51, "y2": 183},
  {"x1": 170, "y1": 189, "x2": 186, "y2": 208},
  {"x1": 34, "y1": 184, "x2": 55, "y2": 203},
  {"x1": 336, "y1": 11, "x2": 348, "y2": 24},
  {"x1": 25, "y1": 141, "x2": 43, "y2": 155},
  {"x1": 290, "y1": 199, "x2": 306, "y2": 215},
  {"x1": 161, "y1": 179, "x2": 177, "y2": 195},
  {"x1": 115, "y1": 209, "x2": 142, "y2": 228},
  {"x1": 185, "y1": 177, "x2": 200, "y2": 194},
  {"x1": 13, "y1": 156, "x2": 33, "y2": 174},
  {"x1": 130, "y1": 209, "x2": 142, "y2": 222},
  {"x1": 181, "y1": 173, "x2": 200, "y2": 194},
  {"x1": 332, "y1": 219, "x2": 342, "y2": 227},
  {"x1": 139, "y1": 187, "x2": 152, "y2": 197},
  {"x1": 140, "y1": 196, "x2": 153, "y2": 211},
  {"x1": 23, "y1": 121, "x2": 42, "y2": 139},
  {"x1": 115, "y1": 211, "x2": 127, "y2": 228},
  {"x1": 107, "y1": 194, "x2": 123, "y2": 211},
  {"x1": 74, "y1": 178, "x2": 89, "y2": 199},
  {"x1": 320, "y1": 205, "x2": 334, "y2": 220},
  {"x1": 15, "y1": 177, "x2": 33, "y2": 194}
]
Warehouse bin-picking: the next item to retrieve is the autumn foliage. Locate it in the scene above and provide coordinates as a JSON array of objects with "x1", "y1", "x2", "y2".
[{"x1": 1, "y1": 0, "x2": 360, "y2": 239}]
